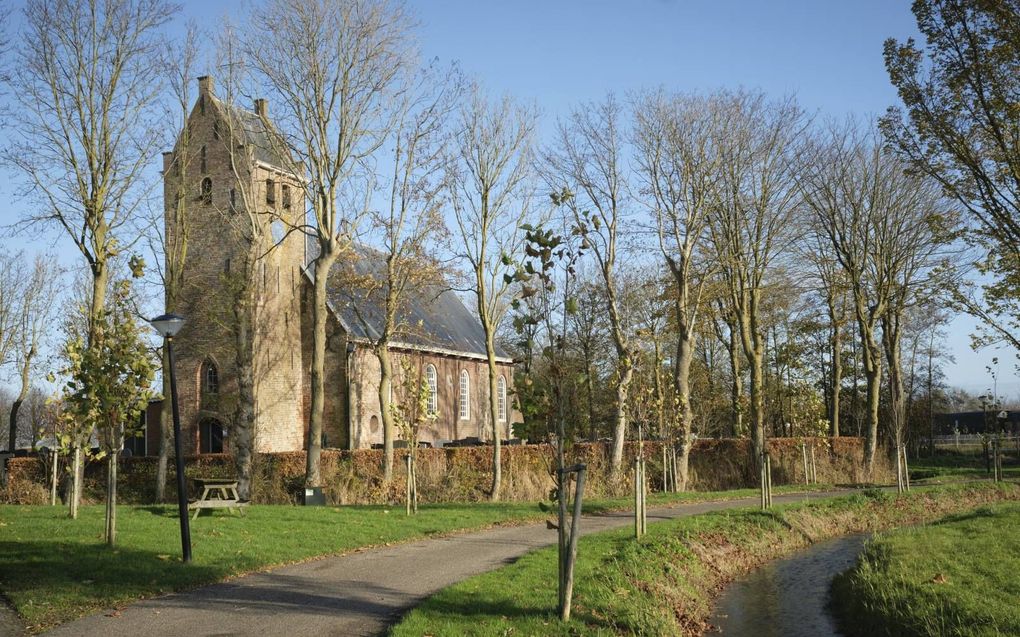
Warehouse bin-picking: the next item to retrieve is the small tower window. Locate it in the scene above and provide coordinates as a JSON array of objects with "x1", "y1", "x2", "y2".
[
  {"x1": 498, "y1": 375, "x2": 507, "y2": 422},
  {"x1": 230, "y1": 188, "x2": 237, "y2": 211},
  {"x1": 213, "y1": 120, "x2": 220, "y2": 140},
  {"x1": 201, "y1": 177, "x2": 212, "y2": 205},
  {"x1": 202, "y1": 360, "x2": 219, "y2": 396},
  {"x1": 282, "y1": 184, "x2": 291, "y2": 209},
  {"x1": 459, "y1": 370, "x2": 470, "y2": 420},
  {"x1": 266, "y1": 178, "x2": 276, "y2": 205},
  {"x1": 200, "y1": 145, "x2": 207, "y2": 173},
  {"x1": 199, "y1": 94, "x2": 205, "y2": 115},
  {"x1": 425, "y1": 365, "x2": 438, "y2": 416}
]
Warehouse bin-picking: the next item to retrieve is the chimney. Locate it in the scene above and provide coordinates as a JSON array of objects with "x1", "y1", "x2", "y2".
[
  {"x1": 197, "y1": 75, "x2": 213, "y2": 95},
  {"x1": 254, "y1": 98, "x2": 268, "y2": 117}
]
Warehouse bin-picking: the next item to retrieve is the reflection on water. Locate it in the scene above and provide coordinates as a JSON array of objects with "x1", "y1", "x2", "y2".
[{"x1": 709, "y1": 534, "x2": 867, "y2": 636}]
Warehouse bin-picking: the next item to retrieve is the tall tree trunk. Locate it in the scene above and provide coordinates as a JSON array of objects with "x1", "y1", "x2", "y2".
[
  {"x1": 306, "y1": 246, "x2": 339, "y2": 487},
  {"x1": 674, "y1": 326, "x2": 695, "y2": 491},
  {"x1": 234, "y1": 293, "x2": 256, "y2": 501},
  {"x1": 105, "y1": 450, "x2": 118, "y2": 546},
  {"x1": 377, "y1": 344, "x2": 395, "y2": 482},
  {"x1": 485, "y1": 332, "x2": 503, "y2": 501},
  {"x1": 883, "y1": 316, "x2": 905, "y2": 474},
  {"x1": 728, "y1": 324, "x2": 743, "y2": 437},
  {"x1": 609, "y1": 357, "x2": 634, "y2": 475},
  {"x1": 829, "y1": 307, "x2": 843, "y2": 437},
  {"x1": 860, "y1": 325, "x2": 883, "y2": 474}
]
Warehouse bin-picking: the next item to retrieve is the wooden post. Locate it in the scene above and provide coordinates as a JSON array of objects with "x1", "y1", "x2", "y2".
[
  {"x1": 634, "y1": 458, "x2": 642, "y2": 538},
  {"x1": 810, "y1": 444, "x2": 817, "y2": 484},
  {"x1": 766, "y1": 452, "x2": 773, "y2": 507},
  {"x1": 801, "y1": 443, "x2": 809, "y2": 485},
  {"x1": 640, "y1": 458, "x2": 646, "y2": 535},
  {"x1": 896, "y1": 441, "x2": 904, "y2": 493},
  {"x1": 50, "y1": 449, "x2": 58, "y2": 506},
  {"x1": 561, "y1": 464, "x2": 586, "y2": 622},
  {"x1": 662, "y1": 444, "x2": 668, "y2": 493},
  {"x1": 671, "y1": 446, "x2": 678, "y2": 492},
  {"x1": 405, "y1": 454, "x2": 412, "y2": 516},
  {"x1": 760, "y1": 452, "x2": 767, "y2": 510},
  {"x1": 901, "y1": 445, "x2": 910, "y2": 492}
]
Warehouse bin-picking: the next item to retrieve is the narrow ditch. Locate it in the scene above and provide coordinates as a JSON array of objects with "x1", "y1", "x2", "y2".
[{"x1": 708, "y1": 534, "x2": 867, "y2": 636}]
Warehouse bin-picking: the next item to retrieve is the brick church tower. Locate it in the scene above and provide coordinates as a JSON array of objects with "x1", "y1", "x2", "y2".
[{"x1": 162, "y1": 76, "x2": 306, "y2": 455}]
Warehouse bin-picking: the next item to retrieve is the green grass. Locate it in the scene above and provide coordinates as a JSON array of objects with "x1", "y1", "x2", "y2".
[
  {"x1": 0, "y1": 484, "x2": 824, "y2": 631},
  {"x1": 831, "y1": 502, "x2": 1020, "y2": 637},
  {"x1": 909, "y1": 449, "x2": 1020, "y2": 482},
  {"x1": 390, "y1": 483, "x2": 1020, "y2": 637}
]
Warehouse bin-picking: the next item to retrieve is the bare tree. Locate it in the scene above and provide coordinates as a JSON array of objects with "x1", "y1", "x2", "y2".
[
  {"x1": 342, "y1": 64, "x2": 459, "y2": 482},
  {"x1": 545, "y1": 95, "x2": 635, "y2": 476},
  {"x1": 801, "y1": 121, "x2": 953, "y2": 474},
  {"x1": 633, "y1": 90, "x2": 719, "y2": 490},
  {"x1": 802, "y1": 232, "x2": 849, "y2": 437},
  {"x1": 8, "y1": 256, "x2": 60, "y2": 453},
  {"x1": 245, "y1": 0, "x2": 413, "y2": 487},
  {"x1": 153, "y1": 21, "x2": 201, "y2": 502},
  {"x1": 707, "y1": 90, "x2": 808, "y2": 465},
  {"x1": 448, "y1": 85, "x2": 537, "y2": 500},
  {"x1": 7, "y1": 0, "x2": 176, "y2": 514}
]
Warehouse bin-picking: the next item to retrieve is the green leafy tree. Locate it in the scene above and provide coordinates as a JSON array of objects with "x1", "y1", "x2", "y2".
[
  {"x1": 883, "y1": 0, "x2": 1020, "y2": 349},
  {"x1": 57, "y1": 278, "x2": 155, "y2": 541}
]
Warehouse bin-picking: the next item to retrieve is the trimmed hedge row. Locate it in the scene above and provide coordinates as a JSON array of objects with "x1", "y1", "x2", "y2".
[{"x1": 3, "y1": 436, "x2": 891, "y2": 505}]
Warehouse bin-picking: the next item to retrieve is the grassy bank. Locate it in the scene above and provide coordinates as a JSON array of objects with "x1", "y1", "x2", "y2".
[
  {"x1": 0, "y1": 484, "x2": 824, "y2": 632},
  {"x1": 391, "y1": 483, "x2": 1020, "y2": 636},
  {"x1": 831, "y1": 502, "x2": 1020, "y2": 637}
]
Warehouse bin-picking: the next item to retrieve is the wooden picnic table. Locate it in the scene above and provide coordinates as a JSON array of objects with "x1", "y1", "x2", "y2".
[{"x1": 189, "y1": 477, "x2": 249, "y2": 520}]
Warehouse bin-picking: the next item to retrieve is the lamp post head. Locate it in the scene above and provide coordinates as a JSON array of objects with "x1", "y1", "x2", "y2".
[{"x1": 149, "y1": 313, "x2": 186, "y2": 338}]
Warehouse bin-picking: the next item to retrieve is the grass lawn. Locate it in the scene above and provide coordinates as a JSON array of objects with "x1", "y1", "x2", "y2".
[
  {"x1": 831, "y1": 502, "x2": 1020, "y2": 637},
  {"x1": 390, "y1": 483, "x2": 1020, "y2": 637},
  {"x1": 0, "y1": 484, "x2": 821, "y2": 631},
  {"x1": 909, "y1": 448, "x2": 1020, "y2": 482}
]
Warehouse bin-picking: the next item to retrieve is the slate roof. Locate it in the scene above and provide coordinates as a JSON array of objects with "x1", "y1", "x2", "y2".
[
  {"x1": 210, "y1": 96, "x2": 296, "y2": 173},
  {"x1": 317, "y1": 244, "x2": 510, "y2": 361}
]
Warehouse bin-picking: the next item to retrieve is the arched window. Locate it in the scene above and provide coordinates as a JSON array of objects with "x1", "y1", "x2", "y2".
[
  {"x1": 199, "y1": 418, "x2": 225, "y2": 453},
  {"x1": 498, "y1": 375, "x2": 507, "y2": 422},
  {"x1": 282, "y1": 184, "x2": 292, "y2": 209},
  {"x1": 459, "y1": 370, "x2": 470, "y2": 420},
  {"x1": 201, "y1": 177, "x2": 212, "y2": 205},
  {"x1": 425, "y1": 364, "x2": 438, "y2": 416},
  {"x1": 202, "y1": 360, "x2": 219, "y2": 396},
  {"x1": 266, "y1": 178, "x2": 276, "y2": 205}
]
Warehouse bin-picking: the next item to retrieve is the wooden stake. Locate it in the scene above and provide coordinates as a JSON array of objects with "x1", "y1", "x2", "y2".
[
  {"x1": 50, "y1": 449, "x2": 58, "y2": 506},
  {"x1": 801, "y1": 443, "x2": 809, "y2": 485}
]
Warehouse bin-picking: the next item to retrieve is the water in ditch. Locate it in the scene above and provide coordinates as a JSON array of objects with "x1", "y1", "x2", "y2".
[{"x1": 709, "y1": 534, "x2": 867, "y2": 636}]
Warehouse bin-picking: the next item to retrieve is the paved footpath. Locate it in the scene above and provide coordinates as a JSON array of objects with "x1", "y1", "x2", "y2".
[{"x1": 44, "y1": 491, "x2": 848, "y2": 637}]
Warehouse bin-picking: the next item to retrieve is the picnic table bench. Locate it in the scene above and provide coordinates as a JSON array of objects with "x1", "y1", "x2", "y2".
[{"x1": 189, "y1": 477, "x2": 249, "y2": 520}]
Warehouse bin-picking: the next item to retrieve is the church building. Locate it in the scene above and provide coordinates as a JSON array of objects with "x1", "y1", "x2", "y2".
[{"x1": 151, "y1": 75, "x2": 517, "y2": 456}]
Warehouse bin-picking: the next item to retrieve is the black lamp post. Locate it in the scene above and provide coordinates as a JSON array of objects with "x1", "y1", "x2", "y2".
[{"x1": 149, "y1": 313, "x2": 191, "y2": 563}]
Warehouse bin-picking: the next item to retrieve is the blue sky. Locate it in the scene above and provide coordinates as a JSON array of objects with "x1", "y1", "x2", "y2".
[{"x1": 0, "y1": 0, "x2": 1009, "y2": 397}]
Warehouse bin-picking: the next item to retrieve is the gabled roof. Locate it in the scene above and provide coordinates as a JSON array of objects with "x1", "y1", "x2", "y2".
[{"x1": 316, "y1": 244, "x2": 511, "y2": 362}]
